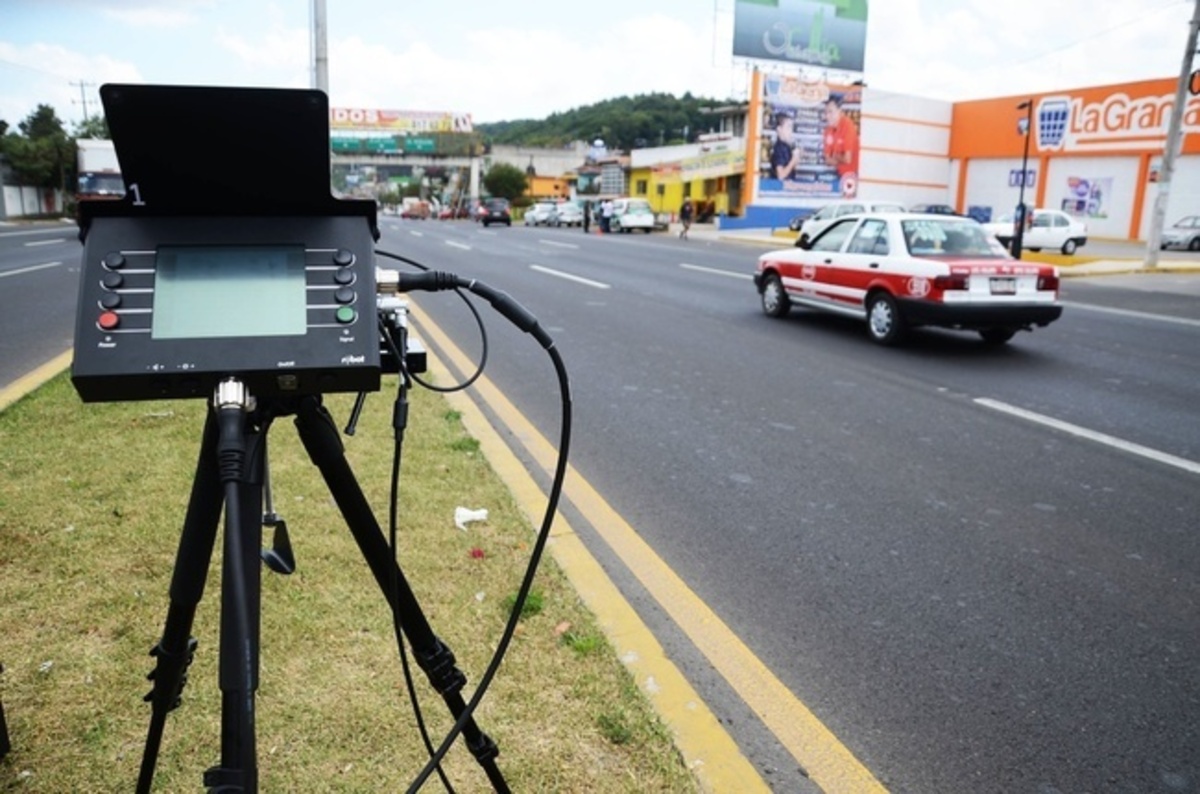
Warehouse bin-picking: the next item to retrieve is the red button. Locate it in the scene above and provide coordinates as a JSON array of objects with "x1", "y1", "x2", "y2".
[{"x1": 98, "y1": 311, "x2": 120, "y2": 330}]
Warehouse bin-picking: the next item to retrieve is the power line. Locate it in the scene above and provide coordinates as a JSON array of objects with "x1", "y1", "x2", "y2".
[
  {"x1": 983, "y1": 0, "x2": 1185, "y2": 73},
  {"x1": 0, "y1": 56, "x2": 71, "y2": 82}
]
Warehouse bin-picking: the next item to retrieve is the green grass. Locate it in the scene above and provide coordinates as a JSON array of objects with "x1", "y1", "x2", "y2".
[{"x1": 0, "y1": 374, "x2": 698, "y2": 792}]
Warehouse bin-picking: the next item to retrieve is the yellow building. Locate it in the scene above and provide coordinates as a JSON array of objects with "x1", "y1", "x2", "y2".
[
  {"x1": 628, "y1": 138, "x2": 746, "y2": 221},
  {"x1": 525, "y1": 174, "x2": 570, "y2": 200}
]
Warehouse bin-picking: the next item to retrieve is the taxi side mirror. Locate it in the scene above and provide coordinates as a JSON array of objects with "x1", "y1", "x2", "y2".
[{"x1": 795, "y1": 233, "x2": 812, "y2": 250}]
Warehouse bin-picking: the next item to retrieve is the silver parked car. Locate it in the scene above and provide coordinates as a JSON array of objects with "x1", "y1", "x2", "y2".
[
  {"x1": 1160, "y1": 216, "x2": 1200, "y2": 251},
  {"x1": 524, "y1": 201, "x2": 558, "y2": 226}
]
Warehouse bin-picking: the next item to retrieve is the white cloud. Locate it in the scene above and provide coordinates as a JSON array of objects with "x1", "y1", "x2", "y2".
[
  {"x1": 0, "y1": 42, "x2": 141, "y2": 125},
  {"x1": 100, "y1": 6, "x2": 202, "y2": 29}
]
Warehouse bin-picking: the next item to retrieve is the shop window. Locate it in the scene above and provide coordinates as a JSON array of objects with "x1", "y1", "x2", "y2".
[{"x1": 636, "y1": 179, "x2": 648, "y2": 195}]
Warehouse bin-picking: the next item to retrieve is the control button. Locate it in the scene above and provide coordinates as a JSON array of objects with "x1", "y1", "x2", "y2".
[
  {"x1": 335, "y1": 287, "x2": 355, "y2": 304},
  {"x1": 100, "y1": 293, "x2": 122, "y2": 309},
  {"x1": 335, "y1": 306, "x2": 357, "y2": 324},
  {"x1": 333, "y1": 249, "x2": 355, "y2": 267},
  {"x1": 334, "y1": 268, "x2": 354, "y2": 285},
  {"x1": 102, "y1": 272, "x2": 124, "y2": 289},
  {"x1": 103, "y1": 252, "x2": 126, "y2": 269},
  {"x1": 98, "y1": 311, "x2": 120, "y2": 330}
]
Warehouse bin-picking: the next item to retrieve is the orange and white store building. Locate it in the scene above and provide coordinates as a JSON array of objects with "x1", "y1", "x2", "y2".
[
  {"x1": 950, "y1": 78, "x2": 1198, "y2": 241},
  {"x1": 733, "y1": 74, "x2": 1198, "y2": 242}
]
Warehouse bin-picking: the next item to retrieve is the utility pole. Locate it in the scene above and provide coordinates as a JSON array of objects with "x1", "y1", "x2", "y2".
[
  {"x1": 311, "y1": 0, "x2": 329, "y2": 95},
  {"x1": 70, "y1": 79, "x2": 96, "y2": 125},
  {"x1": 1145, "y1": 0, "x2": 1200, "y2": 268}
]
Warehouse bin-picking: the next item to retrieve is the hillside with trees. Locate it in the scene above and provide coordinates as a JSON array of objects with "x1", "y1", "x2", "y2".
[{"x1": 476, "y1": 92, "x2": 739, "y2": 151}]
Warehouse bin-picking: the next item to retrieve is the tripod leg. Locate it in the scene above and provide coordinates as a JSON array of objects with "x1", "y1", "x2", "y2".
[
  {"x1": 204, "y1": 390, "x2": 266, "y2": 794},
  {"x1": 137, "y1": 410, "x2": 224, "y2": 794},
  {"x1": 291, "y1": 395, "x2": 508, "y2": 791}
]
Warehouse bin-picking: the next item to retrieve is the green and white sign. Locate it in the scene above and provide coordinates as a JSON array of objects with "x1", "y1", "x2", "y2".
[{"x1": 733, "y1": 0, "x2": 868, "y2": 72}]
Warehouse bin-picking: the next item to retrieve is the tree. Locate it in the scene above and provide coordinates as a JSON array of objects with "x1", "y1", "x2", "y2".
[
  {"x1": 483, "y1": 162, "x2": 527, "y2": 202},
  {"x1": 3, "y1": 104, "x2": 73, "y2": 191},
  {"x1": 73, "y1": 114, "x2": 110, "y2": 139}
]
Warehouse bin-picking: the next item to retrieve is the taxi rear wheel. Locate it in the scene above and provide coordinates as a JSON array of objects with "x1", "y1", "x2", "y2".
[
  {"x1": 760, "y1": 274, "x2": 790, "y2": 318},
  {"x1": 866, "y1": 292, "x2": 906, "y2": 345}
]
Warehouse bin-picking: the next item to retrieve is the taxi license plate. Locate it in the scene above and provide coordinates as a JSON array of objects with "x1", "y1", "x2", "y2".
[{"x1": 990, "y1": 277, "x2": 1017, "y2": 295}]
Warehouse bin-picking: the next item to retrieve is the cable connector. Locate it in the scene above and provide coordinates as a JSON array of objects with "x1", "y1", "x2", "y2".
[{"x1": 213, "y1": 378, "x2": 255, "y2": 413}]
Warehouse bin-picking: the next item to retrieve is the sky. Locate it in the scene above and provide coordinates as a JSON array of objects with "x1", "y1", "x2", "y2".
[{"x1": 0, "y1": 0, "x2": 1195, "y2": 132}]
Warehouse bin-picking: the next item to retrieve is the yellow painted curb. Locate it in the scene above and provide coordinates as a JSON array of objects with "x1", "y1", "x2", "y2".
[
  {"x1": 0, "y1": 349, "x2": 72, "y2": 413},
  {"x1": 409, "y1": 300, "x2": 888, "y2": 794}
]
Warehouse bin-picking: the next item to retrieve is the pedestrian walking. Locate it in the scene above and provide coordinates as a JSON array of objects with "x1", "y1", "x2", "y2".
[
  {"x1": 582, "y1": 201, "x2": 591, "y2": 234},
  {"x1": 600, "y1": 199, "x2": 614, "y2": 233},
  {"x1": 679, "y1": 197, "x2": 694, "y2": 240}
]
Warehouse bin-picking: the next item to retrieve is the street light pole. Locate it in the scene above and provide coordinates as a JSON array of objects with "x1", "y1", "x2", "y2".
[{"x1": 1012, "y1": 99, "x2": 1033, "y2": 259}]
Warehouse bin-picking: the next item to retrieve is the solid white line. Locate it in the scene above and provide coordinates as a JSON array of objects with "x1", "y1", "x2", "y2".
[
  {"x1": 539, "y1": 239, "x2": 579, "y2": 249},
  {"x1": 0, "y1": 261, "x2": 63, "y2": 278},
  {"x1": 0, "y1": 228, "x2": 74, "y2": 239},
  {"x1": 975, "y1": 398, "x2": 1200, "y2": 475},
  {"x1": 23, "y1": 238, "x2": 67, "y2": 247},
  {"x1": 1065, "y1": 301, "x2": 1200, "y2": 328},
  {"x1": 445, "y1": 240, "x2": 471, "y2": 250},
  {"x1": 529, "y1": 264, "x2": 610, "y2": 289},
  {"x1": 680, "y1": 263, "x2": 753, "y2": 280}
]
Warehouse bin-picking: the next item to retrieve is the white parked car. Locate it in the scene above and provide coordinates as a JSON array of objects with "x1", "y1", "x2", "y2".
[
  {"x1": 610, "y1": 198, "x2": 656, "y2": 233},
  {"x1": 524, "y1": 201, "x2": 558, "y2": 226},
  {"x1": 796, "y1": 199, "x2": 906, "y2": 241},
  {"x1": 755, "y1": 212, "x2": 1063, "y2": 346},
  {"x1": 982, "y1": 209, "x2": 1088, "y2": 255},
  {"x1": 551, "y1": 202, "x2": 584, "y2": 227}
]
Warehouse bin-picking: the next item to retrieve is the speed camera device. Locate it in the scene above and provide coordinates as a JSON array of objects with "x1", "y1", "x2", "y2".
[{"x1": 72, "y1": 84, "x2": 381, "y2": 403}]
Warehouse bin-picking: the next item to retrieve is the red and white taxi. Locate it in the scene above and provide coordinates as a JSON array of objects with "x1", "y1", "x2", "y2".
[{"x1": 753, "y1": 213, "x2": 1063, "y2": 345}]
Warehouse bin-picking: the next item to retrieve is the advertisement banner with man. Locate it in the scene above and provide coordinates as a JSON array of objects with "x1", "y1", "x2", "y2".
[
  {"x1": 733, "y1": 0, "x2": 869, "y2": 73},
  {"x1": 758, "y1": 75, "x2": 861, "y2": 199}
]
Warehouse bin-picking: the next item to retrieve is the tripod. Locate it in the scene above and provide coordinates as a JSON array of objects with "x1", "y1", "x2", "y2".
[{"x1": 135, "y1": 379, "x2": 508, "y2": 793}]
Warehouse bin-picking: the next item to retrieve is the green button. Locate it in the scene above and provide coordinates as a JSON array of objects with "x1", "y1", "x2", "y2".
[{"x1": 335, "y1": 306, "x2": 357, "y2": 324}]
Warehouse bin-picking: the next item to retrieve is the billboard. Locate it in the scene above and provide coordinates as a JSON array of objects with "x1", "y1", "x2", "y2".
[
  {"x1": 758, "y1": 76, "x2": 861, "y2": 199},
  {"x1": 330, "y1": 108, "x2": 474, "y2": 134},
  {"x1": 733, "y1": 0, "x2": 868, "y2": 73}
]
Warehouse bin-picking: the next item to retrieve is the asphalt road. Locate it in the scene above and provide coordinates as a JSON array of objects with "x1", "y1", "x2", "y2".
[
  {"x1": 4, "y1": 217, "x2": 1197, "y2": 792},
  {"x1": 0, "y1": 221, "x2": 80, "y2": 387},
  {"x1": 377, "y1": 219, "x2": 1199, "y2": 794}
]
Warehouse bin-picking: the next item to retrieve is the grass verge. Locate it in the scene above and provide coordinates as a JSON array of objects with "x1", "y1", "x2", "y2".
[{"x1": 0, "y1": 374, "x2": 697, "y2": 792}]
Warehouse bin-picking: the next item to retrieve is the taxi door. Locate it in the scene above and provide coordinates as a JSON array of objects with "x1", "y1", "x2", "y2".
[{"x1": 836, "y1": 217, "x2": 894, "y2": 311}]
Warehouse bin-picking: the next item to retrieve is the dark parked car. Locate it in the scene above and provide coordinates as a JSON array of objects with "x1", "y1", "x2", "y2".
[
  {"x1": 910, "y1": 203, "x2": 959, "y2": 215},
  {"x1": 481, "y1": 198, "x2": 511, "y2": 227}
]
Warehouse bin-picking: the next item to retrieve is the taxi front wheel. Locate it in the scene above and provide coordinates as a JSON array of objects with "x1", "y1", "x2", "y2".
[
  {"x1": 760, "y1": 274, "x2": 790, "y2": 317},
  {"x1": 866, "y1": 292, "x2": 906, "y2": 345}
]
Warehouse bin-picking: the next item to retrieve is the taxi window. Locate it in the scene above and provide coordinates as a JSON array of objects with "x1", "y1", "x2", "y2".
[
  {"x1": 901, "y1": 219, "x2": 1005, "y2": 257},
  {"x1": 836, "y1": 204, "x2": 864, "y2": 216},
  {"x1": 847, "y1": 218, "x2": 889, "y2": 255},
  {"x1": 810, "y1": 219, "x2": 857, "y2": 252}
]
